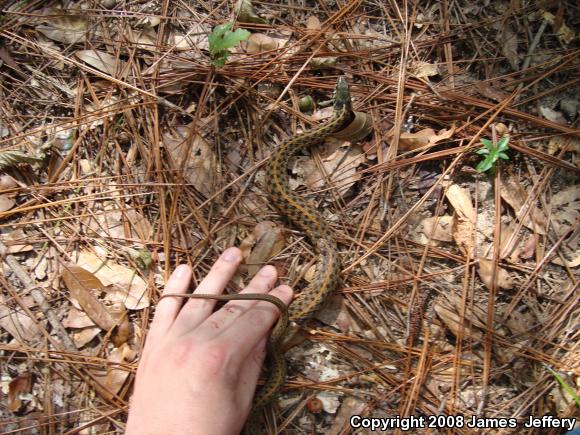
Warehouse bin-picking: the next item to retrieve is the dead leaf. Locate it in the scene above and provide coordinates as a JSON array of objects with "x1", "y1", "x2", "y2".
[
  {"x1": 124, "y1": 27, "x2": 157, "y2": 51},
  {"x1": 245, "y1": 33, "x2": 279, "y2": 54},
  {"x1": 0, "y1": 228, "x2": 33, "y2": 254},
  {"x1": 502, "y1": 307, "x2": 537, "y2": 336},
  {"x1": 327, "y1": 396, "x2": 367, "y2": 433},
  {"x1": 434, "y1": 293, "x2": 485, "y2": 342},
  {"x1": 453, "y1": 219, "x2": 475, "y2": 256},
  {"x1": 243, "y1": 221, "x2": 285, "y2": 277},
  {"x1": 475, "y1": 82, "x2": 511, "y2": 103},
  {"x1": 398, "y1": 127, "x2": 455, "y2": 151},
  {"x1": 447, "y1": 184, "x2": 476, "y2": 255},
  {"x1": 547, "y1": 135, "x2": 580, "y2": 156},
  {"x1": 306, "y1": 16, "x2": 321, "y2": 30},
  {"x1": 110, "y1": 302, "x2": 131, "y2": 347},
  {"x1": 539, "y1": 106, "x2": 567, "y2": 124},
  {"x1": 71, "y1": 326, "x2": 101, "y2": 348},
  {"x1": 445, "y1": 184, "x2": 477, "y2": 223},
  {"x1": 93, "y1": 343, "x2": 136, "y2": 400},
  {"x1": 293, "y1": 142, "x2": 364, "y2": 197},
  {"x1": 0, "y1": 174, "x2": 18, "y2": 212},
  {"x1": 550, "y1": 186, "x2": 579, "y2": 234},
  {"x1": 409, "y1": 60, "x2": 439, "y2": 78},
  {"x1": 548, "y1": 186, "x2": 579, "y2": 267},
  {"x1": 500, "y1": 175, "x2": 547, "y2": 235},
  {"x1": 0, "y1": 297, "x2": 42, "y2": 344},
  {"x1": 498, "y1": 21, "x2": 519, "y2": 70},
  {"x1": 543, "y1": 11, "x2": 575, "y2": 45},
  {"x1": 63, "y1": 307, "x2": 96, "y2": 329},
  {"x1": 422, "y1": 215, "x2": 454, "y2": 242},
  {"x1": 75, "y1": 50, "x2": 125, "y2": 76},
  {"x1": 235, "y1": 0, "x2": 267, "y2": 24},
  {"x1": 85, "y1": 209, "x2": 152, "y2": 241},
  {"x1": 36, "y1": 15, "x2": 87, "y2": 44},
  {"x1": 477, "y1": 258, "x2": 514, "y2": 290},
  {"x1": 61, "y1": 265, "x2": 116, "y2": 331},
  {"x1": 8, "y1": 372, "x2": 33, "y2": 412},
  {"x1": 499, "y1": 222, "x2": 522, "y2": 262},
  {"x1": 163, "y1": 127, "x2": 218, "y2": 197},
  {"x1": 76, "y1": 252, "x2": 149, "y2": 310}
]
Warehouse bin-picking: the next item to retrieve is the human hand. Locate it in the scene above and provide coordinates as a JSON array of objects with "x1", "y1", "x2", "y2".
[{"x1": 126, "y1": 247, "x2": 293, "y2": 435}]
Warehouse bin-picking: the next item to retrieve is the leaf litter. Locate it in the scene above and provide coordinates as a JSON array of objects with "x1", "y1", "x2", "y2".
[{"x1": 0, "y1": 0, "x2": 578, "y2": 433}]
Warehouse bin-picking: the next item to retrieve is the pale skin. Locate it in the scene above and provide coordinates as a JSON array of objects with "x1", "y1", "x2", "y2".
[{"x1": 126, "y1": 247, "x2": 293, "y2": 435}]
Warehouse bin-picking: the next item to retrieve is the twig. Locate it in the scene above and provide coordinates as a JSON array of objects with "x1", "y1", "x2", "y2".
[{"x1": 0, "y1": 241, "x2": 77, "y2": 353}]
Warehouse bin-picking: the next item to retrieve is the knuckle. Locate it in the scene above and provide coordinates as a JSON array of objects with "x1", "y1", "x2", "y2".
[{"x1": 249, "y1": 306, "x2": 274, "y2": 328}]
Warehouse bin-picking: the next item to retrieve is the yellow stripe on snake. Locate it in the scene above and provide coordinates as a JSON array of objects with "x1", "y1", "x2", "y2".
[{"x1": 161, "y1": 77, "x2": 353, "y2": 434}]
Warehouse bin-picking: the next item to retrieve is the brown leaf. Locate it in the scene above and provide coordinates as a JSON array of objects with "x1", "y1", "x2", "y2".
[
  {"x1": 163, "y1": 127, "x2": 217, "y2": 197},
  {"x1": 434, "y1": 296, "x2": 483, "y2": 342},
  {"x1": 244, "y1": 221, "x2": 285, "y2": 277},
  {"x1": 499, "y1": 222, "x2": 522, "y2": 262},
  {"x1": 409, "y1": 60, "x2": 440, "y2": 78},
  {"x1": 110, "y1": 302, "x2": 132, "y2": 347},
  {"x1": 422, "y1": 215, "x2": 454, "y2": 242},
  {"x1": 293, "y1": 142, "x2": 364, "y2": 197},
  {"x1": 447, "y1": 184, "x2": 476, "y2": 255},
  {"x1": 498, "y1": 21, "x2": 519, "y2": 70},
  {"x1": 398, "y1": 127, "x2": 455, "y2": 151},
  {"x1": 75, "y1": 50, "x2": 124, "y2": 76},
  {"x1": 93, "y1": 343, "x2": 136, "y2": 400},
  {"x1": 36, "y1": 15, "x2": 87, "y2": 44},
  {"x1": 477, "y1": 258, "x2": 514, "y2": 290},
  {"x1": 61, "y1": 265, "x2": 116, "y2": 331},
  {"x1": 475, "y1": 82, "x2": 511, "y2": 103},
  {"x1": 446, "y1": 184, "x2": 476, "y2": 222},
  {"x1": 245, "y1": 33, "x2": 279, "y2": 54},
  {"x1": 306, "y1": 16, "x2": 321, "y2": 30},
  {"x1": 85, "y1": 209, "x2": 152, "y2": 241},
  {"x1": 500, "y1": 175, "x2": 547, "y2": 235},
  {"x1": 76, "y1": 252, "x2": 149, "y2": 310},
  {"x1": 0, "y1": 296, "x2": 42, "y2": 344},
  {"x1": 8, "y1": 372, "x2": 33, "y2": 412},
  {"x1": 0, "y1": 228, "x2": 34, "y2": 254},
  {"x1": 71, "y1": 327, "x2": 101, "y2": 348},
  {"x1": 0, "y1": 174, "x2": 18, "y2": 212}
]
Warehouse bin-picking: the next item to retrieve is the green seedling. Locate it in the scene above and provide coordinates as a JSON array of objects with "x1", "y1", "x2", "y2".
[
  {"x1": 208, "y1": 22, "x2": 250, "y2": 68},
  {"x1": 476, "y1": 136, "x2": 510, "y2": 173},
  {"x1": 543, "y1": 364, "x2": 580, "y2": 407}
]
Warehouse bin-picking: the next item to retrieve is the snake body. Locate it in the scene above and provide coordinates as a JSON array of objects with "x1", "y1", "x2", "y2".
[
  {"x1": 159, "y1": 78, "x2": 352, "y2": 434},
  {"x1": 246, "y1": 77, "x2": 353, "y2": 429}
]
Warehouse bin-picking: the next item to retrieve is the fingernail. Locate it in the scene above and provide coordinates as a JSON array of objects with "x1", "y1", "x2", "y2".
[
  {"x1": 174, "y1": 264, "x2": 190, "y2": 278},
  {"x1": 222, "y1": 247, "x2": 240, "y2": 262}
]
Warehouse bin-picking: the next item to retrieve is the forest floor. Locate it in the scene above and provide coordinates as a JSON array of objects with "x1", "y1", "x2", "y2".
[{"x1": 0, "y1": 1, "x2": 578, "y2": 434}]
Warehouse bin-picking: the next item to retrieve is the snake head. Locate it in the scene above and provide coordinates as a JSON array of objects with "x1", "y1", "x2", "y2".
[{"x1": 333, "y1": 76, "x2": 352, "y2": 114}]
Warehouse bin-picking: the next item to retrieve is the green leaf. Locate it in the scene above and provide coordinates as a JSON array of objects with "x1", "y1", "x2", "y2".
[
  {"x1": 476, "y1": 148, "x2": 490, "y2": 155},
  {"x1": 476, "y1": 157, "x2": 494, "y2": 173},
  {"x1": 498, "y1": 152, "x2": 509, "y2": 160},
  {"x1": 497, "y1": 136, "x2": 510, "y2": 151},
  {"x1": 221, "y1": 28, "x2": 251, "y2": 50},
  {"x1": 209, "y1": 23, "x2": 249, "y2": 55},
  {"x1": 543, "y1": 364, "x2": 580, "y2": 407},
  {"x1": 480, "y1": 138, "x2": 493, "y2": 149}
]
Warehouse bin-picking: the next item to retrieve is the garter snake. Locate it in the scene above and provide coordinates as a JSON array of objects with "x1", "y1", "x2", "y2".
[{"x1": 160, "y1": 77, "x2": 353, "y2": 434}]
